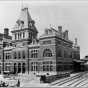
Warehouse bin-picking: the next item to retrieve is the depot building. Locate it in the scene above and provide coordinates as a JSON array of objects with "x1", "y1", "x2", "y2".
[{"x1": 0, "y1": 7, "x2": 80, "y2": 75}]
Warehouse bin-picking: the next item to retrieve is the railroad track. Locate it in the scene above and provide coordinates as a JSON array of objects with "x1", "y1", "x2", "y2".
[
  {"x1": 66, "y1": 77, "x2": 87, "y2": 87},
  {"x1": 50, "y1": 72, "x2": 88, "y2": 87},
  {"x1": 77, "y1": 78, "x2": 88, "y2": 87}
]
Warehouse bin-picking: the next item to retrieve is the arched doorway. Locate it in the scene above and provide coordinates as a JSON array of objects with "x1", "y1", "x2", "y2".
[
  {"x1": 22, "y1": 63, "x2": 26, "y2": 73},
  {"x1": 14, "y1": 63, "x2": 17, "y2": 74},
  {"x1": 18, "y1": 63, "x2": 21, "y2": 73}
]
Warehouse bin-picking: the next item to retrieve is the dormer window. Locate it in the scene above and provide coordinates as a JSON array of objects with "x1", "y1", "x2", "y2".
[
  {"x1": 29, "y1": 21, "x2": 33, "y2": 27},
  {"x1": 49, "y1": 29, "x2": 52, "y2": 34},
  {"x1": 20, "y1": 21, "x2": 24, "y2": 29},
  {"x1": 16, "y1": 19, "x2": 21, "y2": 26}
]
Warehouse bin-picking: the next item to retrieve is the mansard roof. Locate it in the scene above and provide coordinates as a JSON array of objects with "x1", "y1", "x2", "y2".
[
  {"x1": 18, "y1": 7, "x2": 32, "y2": 28},
  {"x1": 12, "y1": 7, "x2": 38, "y2": 33}
]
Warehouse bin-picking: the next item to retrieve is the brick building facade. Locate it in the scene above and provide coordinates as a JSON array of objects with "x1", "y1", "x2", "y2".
[{"x1": 0, "y1": 7, "x2": 80, "y2": 75}]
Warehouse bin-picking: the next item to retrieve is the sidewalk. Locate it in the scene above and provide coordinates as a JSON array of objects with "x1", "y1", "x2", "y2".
[{"x1": 21, "y1": 79, "x2": 49, "y2": 87}]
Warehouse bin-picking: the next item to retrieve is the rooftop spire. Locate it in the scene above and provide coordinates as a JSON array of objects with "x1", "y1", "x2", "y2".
[
  {"x1": 14, "y1": 6, "x2": 33, "y2": 30},
  {"x1": 17, "y1": 7, "x2": 32, "y2": 29},
  {"x1": 13, "y1": 6, "x2": 38, "y2": 33}
]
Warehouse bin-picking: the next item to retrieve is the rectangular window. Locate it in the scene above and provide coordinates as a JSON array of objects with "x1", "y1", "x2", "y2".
[
  {"x1": 43, "y1": 65, "x2": 46, "y2": 71},
  {"x1": 31, "y1": 50, "x2": 38, "y2": 58},
  {"x1": 18, "y1": 33, "x2": 20, "y2": 39},
  {"x1": 20, "y1": 32, "x2": 21, "y2": 39},
  {"x1": 5, "y1": 53, "x2": 11, "y2": 59},
  {"x1": 50, "y1": 65, "x2": 53, "y2": 71},
  {"x1": 18, "y1": 52, "x2": 21, "y2": 59},
  {"x1": 23, "y1": 32, "x2": 25, "y2": 38},
  {"x1": 29, "y1": 33, "x2": 32, "y2": 39},
  {"x1": 31, "y1": 65, "x2": 33, "y2": 71},
  {"x1": 22, "y1": 51, "x2": 25, "y2": 59},
  {"x1": 6, "y1": 54, "x2": 7, "y2": 59}
]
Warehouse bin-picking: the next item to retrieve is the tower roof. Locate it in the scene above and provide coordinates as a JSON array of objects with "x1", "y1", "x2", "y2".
[
  {"x1": 17, "y1": 7, "x2": 32, "y2": 28},
  {"x1": 12, "y1": 7, "x2": 38, "y2": 33}
]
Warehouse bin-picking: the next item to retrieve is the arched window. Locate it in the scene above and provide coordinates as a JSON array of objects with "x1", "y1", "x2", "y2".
[{"x1": 43, "y1": 49, "x2": 52, "y2": 57}]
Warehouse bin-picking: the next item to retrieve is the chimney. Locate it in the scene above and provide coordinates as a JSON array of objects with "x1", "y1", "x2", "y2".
[
  {"x1": 4, "y1": 28, "x2": 9, "y2": 36},
  {"x1": 45, "y1": 28, "x2": 48, "y2": 34},
  {"x1": 58, "y1": 26, "x2": 62, "y2": 37},
  {"x1": 64, "y1": 30, "x2": 68, "y2": 40},
  {"x1": 75, "y1": 38, "x2": 77, "y2": 46}
]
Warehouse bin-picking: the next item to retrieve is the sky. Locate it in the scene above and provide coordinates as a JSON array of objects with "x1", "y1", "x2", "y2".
[{"x1": 0, "y1": 0, "x2": 88, "y2": 58}]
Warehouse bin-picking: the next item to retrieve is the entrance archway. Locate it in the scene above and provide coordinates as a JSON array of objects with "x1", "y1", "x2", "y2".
[
  {"x1": 22, "y1": 63, "x2": 26, "y2": 73},
  {"x1": 18, "y1": 63, "x2": 21, "y2": 73},
  {"x1": 14, "y1": 63, "x2": 17, "y2": 74}
]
